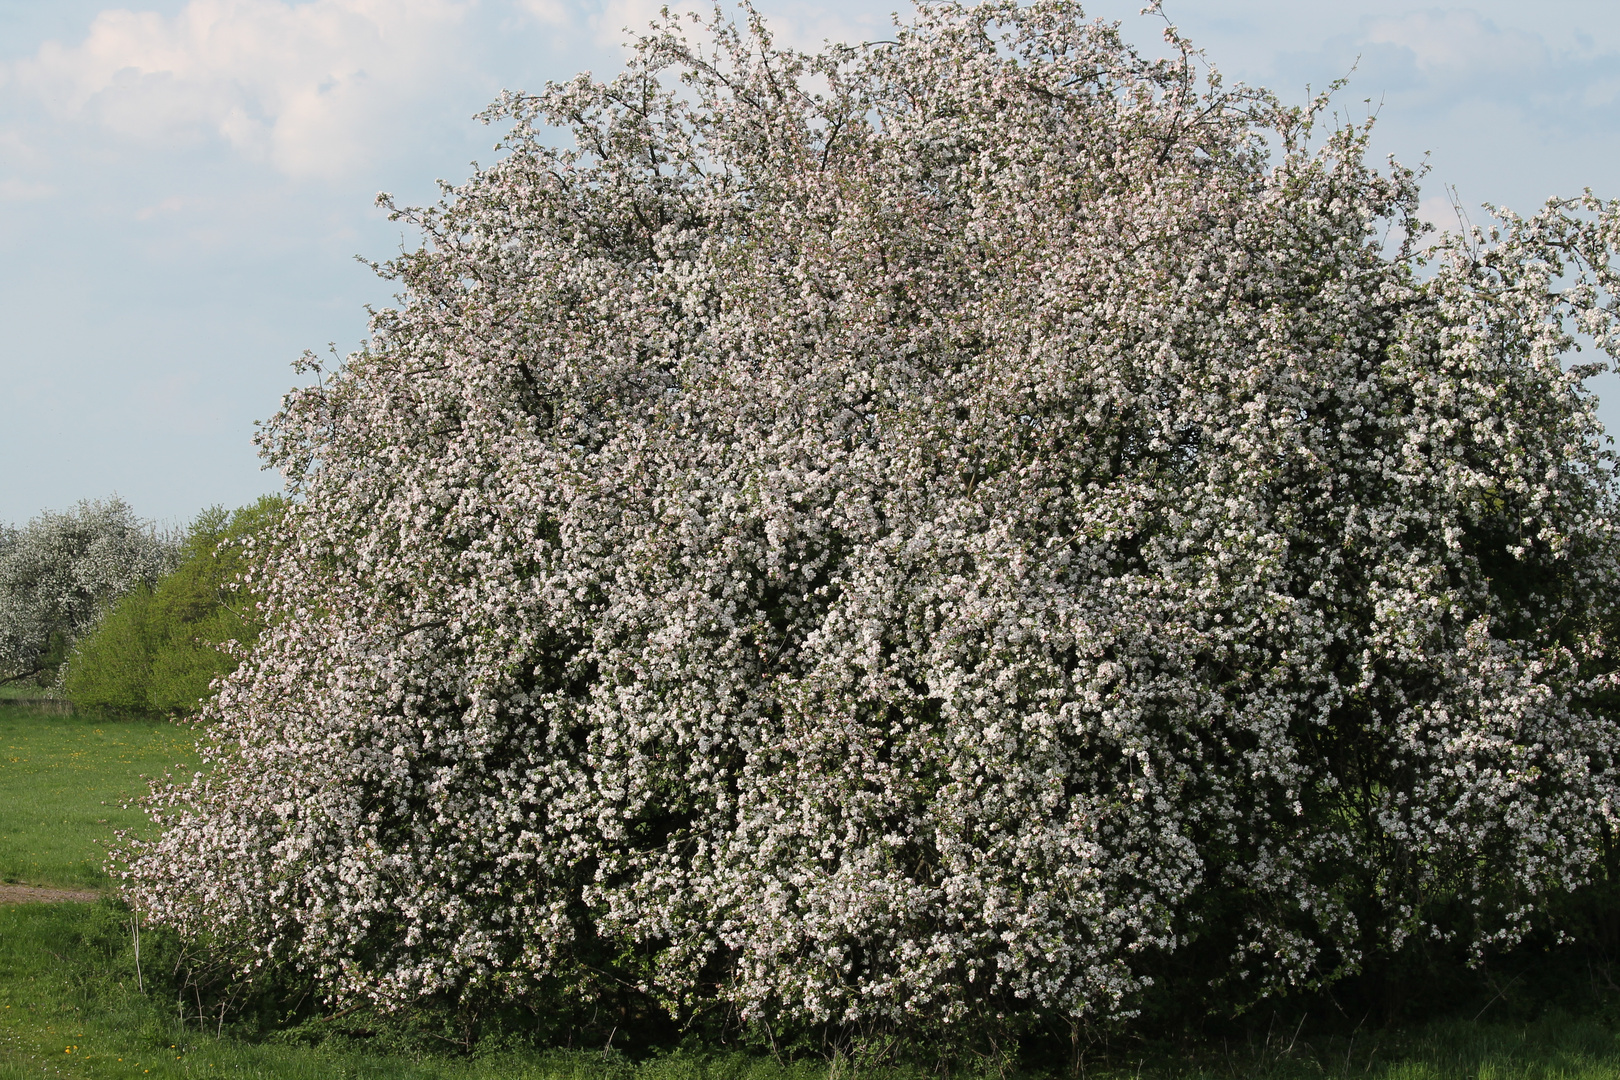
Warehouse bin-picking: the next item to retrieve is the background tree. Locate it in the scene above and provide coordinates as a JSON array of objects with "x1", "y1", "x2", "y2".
[
  {"x1": 126, "y1": 0, "x2": 1620, "y2": 1047},
  {"x1": 64, "y1": 496, "x2": 285, "y2": 715},
  {"x1": 0, "y1": 497, "x2": 177, "y2": 689}
]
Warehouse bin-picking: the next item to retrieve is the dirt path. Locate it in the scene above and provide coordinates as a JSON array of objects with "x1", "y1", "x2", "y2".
[{"x1": 0, "y1": 884, "x2": 99, "y2": 904}]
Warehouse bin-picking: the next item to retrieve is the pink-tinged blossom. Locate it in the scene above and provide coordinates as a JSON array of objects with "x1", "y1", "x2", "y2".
[{"x1": 122, "y1": 1, "x2": 1620, "y2": 1029}]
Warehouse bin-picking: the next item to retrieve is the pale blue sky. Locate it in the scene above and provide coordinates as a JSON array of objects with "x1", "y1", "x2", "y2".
[{"x1": 2, "y1": 0, "x2": 1618, "y2": 525}]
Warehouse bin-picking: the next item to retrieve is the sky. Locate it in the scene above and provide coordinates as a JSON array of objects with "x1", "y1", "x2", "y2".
[{"x1": 1, "y1": 0, "x2": 1618, "y2": 527}]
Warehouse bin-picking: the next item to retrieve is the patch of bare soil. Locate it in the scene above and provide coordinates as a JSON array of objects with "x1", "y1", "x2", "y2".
[{"x1": 0, "y1": 884, "x2": 99, "y2": 904}]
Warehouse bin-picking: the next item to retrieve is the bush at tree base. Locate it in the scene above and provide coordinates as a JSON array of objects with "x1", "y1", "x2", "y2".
[
  {"x1": 121, "y1": 0, "x2": 1620, "y2": 1044},
  {"x1": 0, "y1": 497, "x2": 178, "y2": 688},
  {"x1": 63, "y1": 496, "x2": 286, "y2": 715}
]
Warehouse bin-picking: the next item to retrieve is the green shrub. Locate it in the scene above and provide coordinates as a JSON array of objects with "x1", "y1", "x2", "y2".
[{"x1": 64, "y1": 496, "x2": 284, "y2": 716}]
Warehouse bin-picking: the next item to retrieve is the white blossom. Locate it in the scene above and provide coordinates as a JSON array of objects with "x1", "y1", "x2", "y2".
[
  {"x1": 123, "y1": 1, "x2": 1620, "y2": 1031},
  {"x1": 0, "y1": 497, "x2": 178, "y2": 685}
]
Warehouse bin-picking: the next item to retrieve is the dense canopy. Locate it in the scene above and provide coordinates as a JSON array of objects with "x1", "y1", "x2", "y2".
[{"x1": 127, "y1": 0, "x2": 1620, "y2": 1034}]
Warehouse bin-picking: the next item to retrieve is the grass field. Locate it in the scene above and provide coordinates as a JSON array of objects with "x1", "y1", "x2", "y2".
[
  {"x1": 3, "y1": 891, "x2": 1620, "y2": 1080},
  {"x1": 0, "y1": 903, "x2": 839, "y2": 1080},
  {"x1": 4, "y1": 706, "x2": 1620, "y2": 1078},
  {"x1": 0, "y1": 706, "x2": 197, "y2": 890},
  {"x1": 0, "y1": 686, "x2": 60, "y2": 699}
]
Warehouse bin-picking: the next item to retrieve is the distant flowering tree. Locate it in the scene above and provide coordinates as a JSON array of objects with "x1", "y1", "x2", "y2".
[
  {"x1": 0, "y1": 498, "x2": 177, "y2": 687},
  {"x1": 125, "y1": 0, "x2": 1620, "y2": 1036}
]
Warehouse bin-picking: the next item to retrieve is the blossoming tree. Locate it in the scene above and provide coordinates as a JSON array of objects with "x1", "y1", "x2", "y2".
[
  {"x1": 0, "y1": 498, "x2": 177, "y2": 687},
  {"x1": 126, "y1": 0, "x2": 1620, "y2": 1036}
]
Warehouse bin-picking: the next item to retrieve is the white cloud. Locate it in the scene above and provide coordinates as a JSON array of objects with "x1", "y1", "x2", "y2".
[
  {"x1": 135, "y1": 195, "x2": 186, "y2": 219},
  {"x1": 1417, "y1": 192, "x2": 1472, "y2": 234},
  {"x1": 589, "y1": 0, "x2": 706, "y2": 46},
  {"x1": 0, "y1": 128, "x2": 48, "y2": 170},
  {"x1": 520, "y1": 0, "x2": 893, "y2": 54},
  {"x1": 10, "y1": 0, "x2": 474, "y2": 180},
  {"x1": 1272, "y1": 6, "x2": 1620, "y2": 145},
  {"x1": 1361, "y1": 9, "x2": 1544, "y2": 80},
  {"x1": 0, "y1": 179, "x2": 55, "y2": 201},
  {"x1": 1581, "y1": 75, "x2": 1620, "y2": 109},
  {"x1": 516, "y1": 0, "x2": 569, "y2": 25}
]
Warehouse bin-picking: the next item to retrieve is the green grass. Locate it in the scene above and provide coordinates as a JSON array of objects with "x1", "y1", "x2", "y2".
[
  {"x1": 0, "y1": 902, "x2": 841, "y2": 1079},
  {"x1": 2, "y1": 703, "x2": 1620, "y2": 1078},
  {"x1": 2, "y1": 898, "x2": 1620, "y2": 1080},
  {"x1": 0, "y1": 686, "x2": 62, "y2": 702},
  {"x1": 1092, "y1": 1019, "x2": 1620, "y2": 1079},
  {"x1": 0, "y1": 706, "x2": 197, "y2": 890}
]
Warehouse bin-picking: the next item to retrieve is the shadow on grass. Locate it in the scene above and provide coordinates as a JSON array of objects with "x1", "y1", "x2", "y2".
[{"x1": 0, "y1": 899, "x2": 1619, "y2": 1079}]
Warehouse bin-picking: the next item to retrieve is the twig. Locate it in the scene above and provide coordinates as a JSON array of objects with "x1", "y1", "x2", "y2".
[
  {"x1": 1473, "y1": 973, "x2": 1523, "y2": 1023},
  {"x1": 1286, "y1": 1012, "x2": 1307, "y2": 1056},
  {"x1": 131, "y1": 912, "x2": 144, "y2": 994}
]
